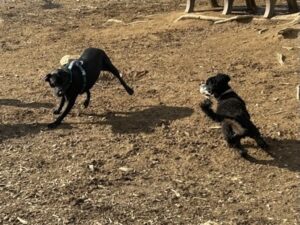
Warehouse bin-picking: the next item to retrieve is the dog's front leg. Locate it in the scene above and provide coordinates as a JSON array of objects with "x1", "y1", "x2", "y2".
[
  {"x1": 53, "y1": 96, "x2": 66, "y2": 114},
  {"x1": 48, "y1": 96, "x2": 77, "y2": 129},
  {"x1": 83, "y1": 90, "x2": 90, "y2": 108}
]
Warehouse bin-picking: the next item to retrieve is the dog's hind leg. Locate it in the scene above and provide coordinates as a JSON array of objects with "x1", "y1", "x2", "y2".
[
  {"x1": 53, "y1": 96, "x2": 66, "y2": 114},
  {"x1": 229, "y1": 137, "x2": 248, "y2": 158},
  {"x1": 238, "y1": 118, "x2": 269, "y2": 150},
  {"x1": 103, "y1": 58, "x2": 134, "y2": 95},
  {"x1": 222, "y1": 122, "x2": 248, "y2": 157},
  {"x1": 252, "y1": 133, "x2": 269, "y2": 150},
  {"x1": 246, "y1": 121, "x2": 269, "y2": 150},
  {"x1": 83, "y1": 90, "x2": 90, "y2": 108}
]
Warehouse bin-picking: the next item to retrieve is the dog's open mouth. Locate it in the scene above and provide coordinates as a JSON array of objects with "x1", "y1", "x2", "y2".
[{"x1": 199, "y1": 84, "x2": 212, "y2": 97}]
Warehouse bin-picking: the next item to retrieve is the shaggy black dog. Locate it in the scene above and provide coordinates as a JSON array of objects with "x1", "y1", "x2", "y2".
[
  {"x1": 200, "y1": 73, "x2": 268, "y2": 157},
  {"x1": 45, "y1": 48, "x2": 134, "y2": 129}
]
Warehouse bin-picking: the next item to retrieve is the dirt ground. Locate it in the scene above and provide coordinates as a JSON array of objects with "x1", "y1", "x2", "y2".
[{"x1": 0, "y1": 0, "x2": 299, "y2": 225}]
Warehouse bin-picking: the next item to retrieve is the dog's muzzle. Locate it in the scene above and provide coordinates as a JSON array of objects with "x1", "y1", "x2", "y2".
[{"x1": 199, "y1": 84, "x2": 211, "y2": 97}]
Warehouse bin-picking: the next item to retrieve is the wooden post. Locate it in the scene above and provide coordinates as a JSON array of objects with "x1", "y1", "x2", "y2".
[
  {"x1": 287, "y1": 0, "x2": 299, "y2": 13},
  {"x1": 185, "y1": 0, "x2": 195, "y2": 13},
  {"x1": 223, "y1": 0, "x2": 234, "y2": 15},
  {"x1": 264, "y1": 0, "x2": 276, "y2": 18}
]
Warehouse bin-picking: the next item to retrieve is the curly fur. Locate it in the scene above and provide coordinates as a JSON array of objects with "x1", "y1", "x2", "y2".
[{"x1": 200, "y1": 73, "x2": 268, "y2": 157}]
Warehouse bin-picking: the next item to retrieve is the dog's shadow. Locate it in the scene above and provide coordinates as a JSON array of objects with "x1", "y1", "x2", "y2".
[
  {"x1": 246, "y1": 138, "x2": 300, "y2": 172},
  {"x1": 0, "y1": 99, "x2": 54, "y2": 109},
  {"x1": 0, "y1": 123, "x2": 72, "y2": 143},
  {"x1": 41, "y1": 0, "x2": 61, "y2": 9},
  {"x1": 84, "y1": 105, "x2": 194, "y2": 134}
]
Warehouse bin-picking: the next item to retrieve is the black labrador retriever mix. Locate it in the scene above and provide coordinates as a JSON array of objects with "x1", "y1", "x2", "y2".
[
  {"x1": 45, "y1": 48, "x2": 134, "y2": 129},
  {"x1": 200, "y1": 73, "x2": 268, "y2": 158}
]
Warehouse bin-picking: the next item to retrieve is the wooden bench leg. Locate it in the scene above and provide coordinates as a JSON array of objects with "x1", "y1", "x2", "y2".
[
  {"x1": 185, "y1": 0, "x2": 196, "y2": 13},
  {"x1": 222, "y1": 0, "x2": 234, "y2": 15},
  {"x1": 287, "y1": 0, "x2": 299, "y2": 12},
  {"x1": 264, "y1": 0, "x2": 276, "y2": 18}
]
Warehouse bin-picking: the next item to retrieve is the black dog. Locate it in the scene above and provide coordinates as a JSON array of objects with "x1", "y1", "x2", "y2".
[
  {"x1": 200, "y1": 73, "x2": 268, "y2": 157},
  {"x1": 45, "y1": 48, "x2": 134, "y2": 128}
]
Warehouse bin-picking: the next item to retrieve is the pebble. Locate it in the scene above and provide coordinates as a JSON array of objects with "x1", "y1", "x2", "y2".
[
  {"x1": 119, "y1": 166, "x2": 133, "y2": 172},
  {"x1": 17, "y1": 217, "x2": 28, "y2": 225}
]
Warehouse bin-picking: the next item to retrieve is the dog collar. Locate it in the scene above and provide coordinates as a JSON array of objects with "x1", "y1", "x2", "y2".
[
  {"x1": 67, "y1": 60, "x2": 87, "y2": 93},
  {"x1": 60, "y1": 66, "x2": 73, "y2": 92},
  {"x1": 217, "y1": 88, "x2": 233, "y2": 100}
]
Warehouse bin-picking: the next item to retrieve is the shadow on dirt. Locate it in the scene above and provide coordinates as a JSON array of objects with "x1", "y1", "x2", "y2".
[
  {"x1": 246, "y1": 138, "x2": 300, "y2": 172},
  {"x1": 0, "y1": 99, "x2": 54, "y2": 109},
  {"x1": 41, "y1": 0, "x2": 61, "y2": 9},
  {"x1": 0, "y1": 123, "x2": 72, "y2": 143},
  {"x1": 85, "y1": 105, "x2": 194, "y2": 134}
]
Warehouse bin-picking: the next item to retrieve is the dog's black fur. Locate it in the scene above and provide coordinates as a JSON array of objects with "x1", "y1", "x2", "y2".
[
  {"x1": 45, "y1": 48, "x2": 134, "y2": 128},
  {"x1": 200, "y1": 73, "x2": 268, "y2": 157}
]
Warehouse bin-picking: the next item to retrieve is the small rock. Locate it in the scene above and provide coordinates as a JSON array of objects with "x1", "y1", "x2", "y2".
[
  {"x1": 282, "y1": 46, "x2": 294, "y2": 50},
  {"x1": 184, "y1": 131, "x2": 190, "y2": 137},
  {"x1": 119, "y1": 167, "x2": 133, "y2": 172},
  {"x1": 235, "y1": 64, "x2": 244, "y2": 70},
  {"x1": 88, "y1": 164, "x2": 95, "y2": 172},
  {"x1": 17, "y1": 217, "x2": 28, "y2": 225},
  {"x1": 267, "y1": 173, "x2": 276, "y2": 178},
  {"x1": 200, "y1": 221, "x2": 219, "y2": 225},
  {"x1": 276, "y1": 53, "x2": 285, "y2": 66},
  {"x1": 171, "y1": 189, "x2": 180, "y2": 198},
  {"x1": 231, "y1": 177, "x2": 240, "y2": 181},
  {"x1": 258, "y1": 28, "x2": 268, "y2": 34},
  {"x1": 104, "y1": 19, "x2": 124, "y2": 25}
]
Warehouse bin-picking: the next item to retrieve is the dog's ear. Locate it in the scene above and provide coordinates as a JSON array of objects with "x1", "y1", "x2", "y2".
[
  {"x1": 44, "y1": 74, "x2": 51, "y2": 82},
  {"x1": 218, "y1": 73, "x2": 231, "y2": 83}
]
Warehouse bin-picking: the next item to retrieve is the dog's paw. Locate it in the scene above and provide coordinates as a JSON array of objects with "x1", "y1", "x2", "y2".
[
  {"x1": 239, "y1": 149, "x2": 248, "y2": 158},
  {"x1": 83, "y1": 101, "x2": 90, "y2": 108},
  {"x1": 53, "y1": 109, "x2": 61, "y2": 115},
  {"x1": 126, "y1": 87, "x2": 134, "y2": 95},
  {"x1": 48, "y1": 122, "x2": 60, "y2": 129},
  {"x1": 200, "y1": 99, "x2": 212, "y2": 109},
  {"x1": 256, "y1": 138, "x2": 269, "y2": 150},
  {"x1": 259, "y1": 141, "x2": 269, "y2": 150}
]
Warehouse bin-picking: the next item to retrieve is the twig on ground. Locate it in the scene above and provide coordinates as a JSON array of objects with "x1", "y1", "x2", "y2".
[{"x1": 214, "y1": 15, "x2": 253, "y2": 24}]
